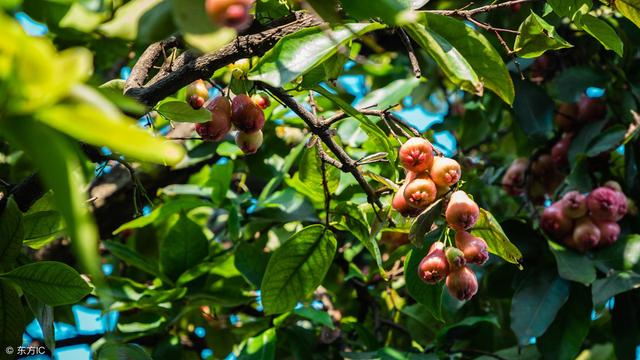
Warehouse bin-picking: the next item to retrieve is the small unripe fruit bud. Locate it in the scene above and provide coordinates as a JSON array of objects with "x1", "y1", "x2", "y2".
[
  {"x1": 189, "y1": 95, "x2": 206, "y2": 109},
  {"x1": 604, "y1": 180, "x2": 622, "y2": 193},
  {"x1": 392, "y1": 184, "x2": 419, "y2": 217},
  {"x1": 231, "y1": 94, "x2": 265, "y2": 133},
  {"x1": 501, "y1": 158, "x2": 528, "y2": 195},
  {"x1": 445, "y1": 246, "x2": 466, "y2": 270},
  {"x1": 540, "y1": 202, "x2": 573, "y2": 238},
  {"x1": 551, "y1": 134, "x2": 572, "y2": 168},
  {"x1": 235, "y1": 130, "x2": 263, "y2": 154},
  {"x1": 429, "y1": 156, "x2": 461, "y2": 187},
  {"x1": 251, "y1": 93, "x2": 270, "y2": 109},
  {"x1": 186, "y1": 80, "x2": 209, "y2": 109},
  {"x1": 560, "y1": 191, "x2": 587, "y2": 219},
  {"x1": 445, "y1": 191, "x2": 480, "y2": 231},
  {"x1": 399, "y1": 137, "x2": 434, "y2": 172},
  {"x1": 571, "y1": 217, "x2": 601, "y2": 252},
  {"x1": 205, "y1": 0, "x2": 253, "y2": 30},
  {"x1": 418, "y1": 247, "x2": 449, "y2": 284},
  {"x1": 455, "y1": 231, "x2": 489, "y2": 265},
  {"x1": 596, "y1": 221, "x2": 620, "y2": 247},
  {"x1": 554, "y1": 103, "x2": 579, "y2": 131},
  {"x1": 196, "y1": 96, "x2": 232, "y2": 141},
  {"x1": 446, "y1": 266, "x2": 478, "y2": 301},
  {"x1": 577, "y1": 95, "x2": 606, "y2": 123},
  {"x1": 403, "y1": 174, "x2": 437, "y2": 209},
  {"x1": 587, "y1": 187, "x2": 627, "y2": 222}
]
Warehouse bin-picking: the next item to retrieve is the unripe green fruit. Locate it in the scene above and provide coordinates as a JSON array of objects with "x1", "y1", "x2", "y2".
[
  {"x1": 455, "y1": 231, "x2": 489, "y2": 265},
  {"x1": 399, "y1": 137, "x2": 434, "y2": 172},
  {"x1": 186, "y1": 79, "x2": 209, "y2": 100},
  {"x1": 445, "y1": 191, "x2": 479, "y2": 231},
  {"x1": 231, "y1": 94, "x2": 265, "y2": 133},
  {"x1": 445, "y1": 266, "x2": 478, "y2": 301},
  {"x1": 403, "y1": 174, "x2": 437, "y2": 209},
  {"x1": 429, "y1": 156, "x2": 461, "y2": 187},
  {"x1": 445, "y1": 246, "x2": 466, "y2": 270},
  {"x1": 230, "y1": 58, "x2": 252, "y2": 79},
  {"x1": 235, "y1": 130, "x2": 263, "y2": 154},
  {"x1": 205, "y1": 0, "x2": 253, "y2": 30}
]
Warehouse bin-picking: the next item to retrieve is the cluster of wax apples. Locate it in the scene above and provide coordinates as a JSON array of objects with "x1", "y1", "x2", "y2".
[
  {"x1": 541, "y1": 182, "x2": 628, "y2": 252},
  {"x1": 391, "y1": 137, "x2": 489, "y2": 301},
  {"x1": 186, "y1": 79, "x2": 270, "y2": 154}
]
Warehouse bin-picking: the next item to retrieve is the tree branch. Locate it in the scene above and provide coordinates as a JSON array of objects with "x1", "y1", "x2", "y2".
[
  {"x1": 125, "y1": 11, "x2": 322, "y2": 106},
  {"x1": 424, "y1": 0, "x2": 539, "y2": 16}
]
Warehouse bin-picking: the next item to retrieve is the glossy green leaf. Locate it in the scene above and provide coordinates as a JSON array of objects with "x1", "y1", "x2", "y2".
[
  {"x1": 0, "y1": 198, "x2": 23, "y2": 271},
  {"x1": 26, "y1": 294, "x2": 55, "y2": 352},
  {"x1": 436, "y1": 316, "x2": 500, "y2": 343},
  {"x1": 471, "y1": 209, "x2": 523, "y2": 268},
  {"x1": 423, "y1": 14, "x2": 515, "y2": 104},
  {"x1": 591, "y1": 270, "x2": 640, "y2": 306},
  {"x1": 548, "y1": 241, "x2": 596, "y2": 285},
  {"x1": 404, "y1": 22, "x2": 483, "y2": 95},
  {"x1": 510, "y1": 269, "x2": 570, "y2": 345},
  {"x1": 514, "y1": 12, "x2": 572, "y2": 58},
  {"x1": 294, "y1": 307, "x2": 335, "y2": 329},
  {"x1": 340, "y1": 0, "x2": 410, "y2": 25},
  {"x1": 171, "y1": 0, "x2": 235, "y2": 52},
  {"x1": 512, "y1": 78, "x2": 554, "y2": 139},
  {"x1": 22, "y1": 210, "x2": 64, "y2": 249},
  {"x1": 595, "y1": 234, "x2": 640, "y2": 272},
  {"x1": 356, "y1": 77, "x2": 420, "y2": 109},
  {"x1": 0, "y1": 280, "x2": 26, "y2": 350},
  {"x1": 261, "y1": 225, "x2": 337, "y2": 314},
  {"x1": 97, "y1": 342, "x2": 152, "y2": 360},
  {"x1": 239, "y1": 328, "x2": 276, "y2": 360},
  {"x1": 255, "y1": 0, "x2": 290, "y2": 24},
  {"x1": 577, "y1": 14, "x2": 624, "y2": 57},
  {"x1": 538, "y1": 284, "x2": 592, "y2": 360},
  {"x1": 207, "y1": 160, "x2": 234, "y2": 206},
  {"x1": 0, "y1": 261, "x2": 92, "y2": 306},
  {"x1": 36, "y1": 87, "x2": 185, "y2": 166},
  {"x1": 159, "y1": 214, "x2": 209, "y2": 281},
  {"x1": 99, "y1": 0, "x2": 163, "y2": 40},
  {"x1": 547, "y1": 0, "x2": 591, "y2": 18},
  {"x1": 586, "y1": 126, "x2": 626, "y2": 157},
  {"x1": 103, "y1": 240, "x2": 167, "y2": 282},
  {"x1": 156, "y1": 100, "x2": 212, "y2": 123},
  {"x1": 113, "y1": 198, "x2": 214, "y2": 234},
  {"x1": 548, "y1": 66, "x2": 608, "y2": 103},
  {"x1": 408, "y1": 199, "x2": 443, "y2": 247},
  {"x1": 614, "y1": 0, "x2": 640, "y2": 28},
  {"x1": 248, "y1": 23, "x2": 385, "y2": 86},
  {"x1": 568, "y1": 120, "x2": 608, "y2": 165}
]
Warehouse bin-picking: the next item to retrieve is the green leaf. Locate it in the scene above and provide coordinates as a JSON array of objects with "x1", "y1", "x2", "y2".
[
  {"x1": 36, "y1": 87, "x2": 185, "y2": 166},
  {"x1": 22, "y1": 210, "x2": 64, "y2": 249},
  {"x1": 404, "y1": 232, "x2": 444, "y2": 321},
  {"x1": 97, "y1": 342, "x2": 152, "y2": 360},
  {"x1": 595, "y1": 234, "x2": 640, "y2": 271},
  {"x1": 436, "y1": 316, "x2": 500, "y2": 343},
  {"x1": 409, "y1": 199, "x2": 443, "y2": 247},
  {"x1": 591, "y1": 270, "x2": 640, "y2": 306},
  {"x1": 355, "y1": 78, "x2": 421, "y2": 109},
  {"x1": 538, "y1": 284, "x2": 592, "y2": 360},
  {"x1": 0, "y1": 280, "x2": 26, "y2": 350},
  {"x1": 207, "y1": 160, "x2": 234, "y2": 206},
  {"x1": 548, "y1": 66, "x2": 608, "y2": 103},
  {"x1": 547, "y1": 0, "x2": 591, "y2": 19},
  {"x1": 255, "y1": 0, "x2": 290, "y2": 24},
  {"x1": 586, "y1": 126, "x2": 626, "y2": 157},
  {"x1": 577, "y1": 14, "x2": 624, "y2": 57},
  {"x1": 568, "y1": 119, "x2": 608, "y2": 165},
  {"x1": 512, "y1": 78, "x2": 554, "y2": 139},
  {"x1": 103, "y1": 240, "x2": 167, "y2": 281},
  {"x1": 25, "y1": 294, "x2": 55, "y2": 352},
  {"x1": 548, "y1": 241, "x2": 596, "y2": 285},
  {"x1": 235, "y1": 241, "x2": 270, "y2": 288},
  {"x1": 614, "y1": 0, "x2": 640, "y2": 29},
  {"x1": 113, "y1": 198, "x2": 213, "y2": 234},
  {"x1": 0, "y1": 198, "x2": 23, "y2": 271},
  {"x1": 514, "y1": 12, "x2": 573, "y2": 58},
  {"x1": 0, "y1": 261, "x2": 92, "y2": 306},
  {"x1": 261, "y1": 225, "x2": 337, "y2": 314},
  {"x1": 291, "y1": 145, "x2": 340, "y2": 207},
  {"x1": 239, "y1": 328, "x2": 276, "y2": 360},
  {"x1": 156, "y1": 100, "x2": 212, "y2": 123},
  {"x1": 471, "y1": 209, "x2": 523, "y2": 268},
  {"x1": 510, "y1": 269, "x2": 570, "y2": 345},
  {"x1": 404, "y1": 22, "x2": 483, "y2": 95},
  {"x1": 248, "y1": 23, "x2": 385, "y2": 86},
  {"x1": 340, "y1": 0, "x2": 409, "y2": 25},
  {"x1": 423, "y1": 14, "x2": 515, "y2": 104},
  {"x1": 293, "y1": 307, "x2": 335, "y2": 329},
  {"x1": 2, "y1": 121, "x2": 102, "y2": 287},
  {"x1": 159, "y1": 214, "x2": 209, "y2": 281},
  {"x1": 99, "y1": 0, "x2": 163, "y2": 40}
]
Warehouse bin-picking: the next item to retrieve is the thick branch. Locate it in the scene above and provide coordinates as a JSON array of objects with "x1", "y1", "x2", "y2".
[{"x1": 125, "y1": 12, "x2": 322, "y2": 105}]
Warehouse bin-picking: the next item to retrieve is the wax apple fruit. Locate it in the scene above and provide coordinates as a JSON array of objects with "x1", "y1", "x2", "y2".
[
  {"x1": 392, "y1": 184, "x2": 419, "y2": 217},
  {"x1": 205, "y1": 0, "x2": 253, "y2": 30},
  {"x1": 571, "y1": 217, "x2": 601, "y2": 252},
  {"x1": 577, "y1": 95, "x2": 606, "y2": 123},
  {"x1": 429, "y1": 156, "x2": 461, "y2": 187},
  {"x1": 399, "y1": 137, "x2": 434, "y2": 172},
  {"x1": 455, "y1": 231, "x2": 489, "y2": 265},
  {"x1": 186, "y1": 79, "x2": 209, "y2": 109},
  {"x1": 596, "y1": 221, "x2": 621, "y2": 247},
  {"x1": 445, "y1": 246, "x2": 466, "y2": 270},
  {"x1": 235, "y1": 130, "x2": 263, "y2": 154},
  {"x1": 403, "y1": 174, "x2": 437, "y2": 209},
  {"x1": 231, "y1": 94, "x2": 265, "y2": 133},
  {"x1": 195, "y1": 96, "x2": 232, "y2": 141},
  {"x1": 554, "y1": 103, "x2": 578, "y2": 131},
  {"x1": 445, "y1": 191, "x2": 479, "y2": 231},
  {"x1": 541, "y1": 202, "x2": 573, "y2": 237},
  {"x1": 560, "y1": 191, "x2": 587, "y2": 219},
  {"x1": 446, "y1": 266, "x2": 478, "y2": 301},
  {"x1": 501, "y1": 158, "x2": 528, "y2": 195},
  {"x1": 251, "y1": 93, "x2": 270, "y2": 109},
  {"x1": 418, "y1": 244, "x2": 449, "y2": 284}
]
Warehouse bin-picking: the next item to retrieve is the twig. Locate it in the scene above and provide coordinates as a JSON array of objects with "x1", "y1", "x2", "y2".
[
  {"x1": 397, "y1": 29, "x2": 421, "y2": 78},
  {"x1": 317, "y1": 142, "x2": 331, "y2": 227},
  {"x1": 425, "y1": 0, "x2": 538, "y2": 16}
]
